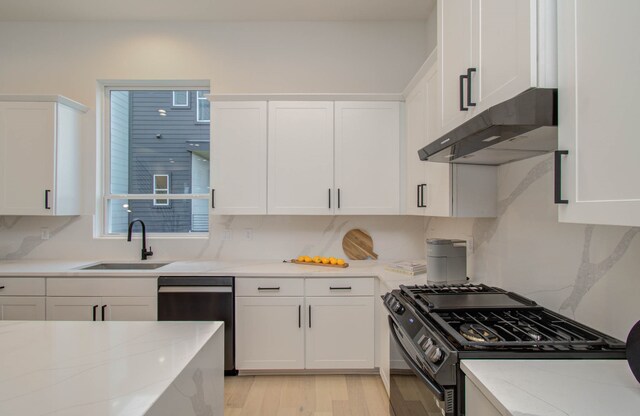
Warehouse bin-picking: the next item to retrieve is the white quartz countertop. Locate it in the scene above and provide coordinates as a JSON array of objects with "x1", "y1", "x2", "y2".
[
  {"x1": 462, "y1": 359, "x2": 640, "y2": 416},
  {"x1": 0, "y1": 259, "x2": 428, "y2": 289},
  {"x1": 0, "y1": 320, "x2": 223, "y2": 416}
]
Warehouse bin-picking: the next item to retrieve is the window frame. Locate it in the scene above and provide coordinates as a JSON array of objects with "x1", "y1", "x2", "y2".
[
  {"x1": 100, "y1": 83, "x2": 211, "y2": 238},
  {"x1": 152, "y1": 174, "x2": 170, "y2": 206},
  {"x1": 172, "y1": 90, "x2": 190, "y2": 108},
  {"x1": 196, "y1": 91, "x2": 210, "y2": 123}
]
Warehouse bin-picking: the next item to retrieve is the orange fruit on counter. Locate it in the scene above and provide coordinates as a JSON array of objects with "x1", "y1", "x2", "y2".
[
  {"x1": 329, "y1": 257, "x2": 337, "y2": 265},
  {"x1": 337, "y1": 258, "x2": 345, "y2": 265},
  {"x1": 321, "y1": 257, "x2": 330, "y2": 264},
  {"x1": 297, "y1": 255, "x2": 305, "y2": 262},
  {"x1": 304, "y1": 256, "x2": 312, "y2": 262},
  {"x1": 313, "y1": 256, "x2": 322, "y2": 263}
]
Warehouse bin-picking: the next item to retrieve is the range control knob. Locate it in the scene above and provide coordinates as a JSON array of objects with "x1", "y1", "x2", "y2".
[
  {"x1": 428, "y1": 347, "x2": 443, "y2": 364},
  {"x1": 421, "y1": 337, "x2": 434, "y2": 351},
  {"x1": 391, "y1": 302, "x2": 405, "y2": 314}
]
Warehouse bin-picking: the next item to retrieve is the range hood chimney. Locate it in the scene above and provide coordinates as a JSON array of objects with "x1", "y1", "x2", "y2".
[{"x1": 418, "y1": 88, "x2": 558, "y2": 165}]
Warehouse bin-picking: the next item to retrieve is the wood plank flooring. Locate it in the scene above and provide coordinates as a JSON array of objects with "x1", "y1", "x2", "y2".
[{"x1": 225, "y1": 375, "x2": 391, "y2": 416}]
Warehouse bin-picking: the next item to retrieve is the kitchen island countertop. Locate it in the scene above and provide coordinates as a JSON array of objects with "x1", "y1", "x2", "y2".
[
  {"x1": 462, "y1": 359, "x2": 640, "y2": 416},
  {"x1": 0, "y1": 320, "x2": 224, "y2": 416}
]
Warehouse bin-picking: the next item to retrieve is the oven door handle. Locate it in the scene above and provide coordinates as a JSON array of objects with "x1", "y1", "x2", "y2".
[{"x1": 388, "y1": 317, "x2": 445, "y2": 401}]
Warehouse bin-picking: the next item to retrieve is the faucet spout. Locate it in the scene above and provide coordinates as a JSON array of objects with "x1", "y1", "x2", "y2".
[{"x1": 127, "y1": 219, "x2": 153, "y2": 260}]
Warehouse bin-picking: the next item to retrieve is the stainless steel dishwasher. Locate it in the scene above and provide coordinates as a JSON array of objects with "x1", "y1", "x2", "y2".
[{"x1": 157, "y1": 276, "x2": 236, "y2": 375}]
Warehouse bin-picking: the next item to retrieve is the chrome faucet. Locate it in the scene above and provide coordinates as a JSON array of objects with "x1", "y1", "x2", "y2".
[{"x1": 127, "y1": 219, "x2": 153, "y2": 260}]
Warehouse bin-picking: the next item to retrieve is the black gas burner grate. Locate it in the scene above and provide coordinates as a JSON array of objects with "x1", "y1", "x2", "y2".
[
  {"x1": 401, "y1": 283, "x2": 499, "y2": 295},
  {"x1": 432, "y1": 308, "x2": 626, "y2": 350}
]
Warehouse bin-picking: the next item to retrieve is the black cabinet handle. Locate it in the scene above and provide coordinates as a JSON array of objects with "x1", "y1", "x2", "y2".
[
  {"x1": 308, "y1": 305, "x2": 312, "y2": 328},
  {"x1": 101, "y1": 305, "x2": 107, "y2": 321},
  {"x1": 298, "y1": 305, "x2": 301, "y2": 328},
  {"x1": 44, "y1": 190, "x2": 51, "y2": 210},
  {"x1": 257, "y1": 287, "x2": 280, "y2": 291},
  {"x1": 211, "y1": 189, "x2": 215, "y2": 209},
  {"x1": 0, "y1": 286, "x2": 5, "y2": 290},
  {"x1": 416, "y1": 184, "x2": 421, "y2": 208},
  {"x1": 328, "y1": 188, "x2": 331, "y2": 209},
  {"x1": 337, "y1": 188, "x2": 341, "y2": 209},
  {"x1": 92, "y1": 305, "x2": 98, "y2": 321},
  {"x1": 554, "y1": 150, "x2": 569, "y2": 204},
  {"x1": 421, "y1": 184, "x2": 427, "y2": 207},
  {"x1": 329, "y1": 286, "x2": 352, "y2": 290},
  {"x1": 460, "y1": 74, "x2": 469, "y2": 111},
  {"x1": 467, "y1": 68, "x2": 477, "y2": 107}
]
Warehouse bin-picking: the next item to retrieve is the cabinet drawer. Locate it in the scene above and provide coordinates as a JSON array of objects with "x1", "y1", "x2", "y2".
[
  {"x1": 46, "y1": 278, "x2": 157, "y2": 297},
  {"x1": 0, "y1": 278, "x2": 46, "y2": 296},
  {"x1": 236, "y1": 277, "x2": 304, "y2": 296},
  {"x1": 305, "y1": 278, "x2": 374, "y2": 296}
]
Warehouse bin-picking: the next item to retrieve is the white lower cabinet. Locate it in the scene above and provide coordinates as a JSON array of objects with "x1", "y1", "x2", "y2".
[
  {"x1": 236, "y1": 296, "x2": 305, "y2": 370},
  {"x1": 0, "y1": 296, "x2": 45, "y2": 320},
  {"x1": 305, "y1": 296, "x2": 374, "y2": 369},
  {"x1": 46, "y1": 296, "x2": 156, "y2": 321},
  {"x1": 46, "y1": 278, "x2": 157, "y2": 321},
  {"x1": 465, "y1": 376, "x2": 502, "y2": 416},
  {"x1": 235, "y1": 277, "x2": 375, "y2": 371}
]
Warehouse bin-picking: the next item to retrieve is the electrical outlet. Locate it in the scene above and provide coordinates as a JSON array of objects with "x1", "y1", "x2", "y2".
[
  {"x1": 244, "y1": 228, "x2": 253, "y2": 240},
  {"x1": 40, "y1": 228, "x2": 50, "y2": 240},
  {"x1": 222, "y1": 230, "x2": 232, "y2": 241}
]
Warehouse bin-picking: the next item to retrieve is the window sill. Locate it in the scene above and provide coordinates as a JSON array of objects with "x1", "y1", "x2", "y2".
[{"x1": 96, "y1": 233, "x2": 210, "y2": 240}]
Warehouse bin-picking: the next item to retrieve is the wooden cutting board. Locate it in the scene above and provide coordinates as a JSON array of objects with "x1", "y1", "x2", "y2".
[{"x1": 342, "y1": 229, "x2": 378, "y2": 260}]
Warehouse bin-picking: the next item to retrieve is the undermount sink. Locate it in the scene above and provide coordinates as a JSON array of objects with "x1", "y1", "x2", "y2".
[{"x1": 80, "y1": 262, "x2": 171, "y2": 270}]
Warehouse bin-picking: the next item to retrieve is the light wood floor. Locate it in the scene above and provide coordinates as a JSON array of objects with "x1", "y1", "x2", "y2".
[{"x1": 224, "y1": 374, "x2": 391, "y2": 416}]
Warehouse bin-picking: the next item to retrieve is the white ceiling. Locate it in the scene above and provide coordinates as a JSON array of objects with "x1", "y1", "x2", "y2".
[{"x1": 0, "y1": 0, "x2": 436, "y2": 21}]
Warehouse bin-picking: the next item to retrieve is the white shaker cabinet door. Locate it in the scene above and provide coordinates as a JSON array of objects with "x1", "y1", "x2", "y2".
[
  {"x1": 102, "y1": 296, "x2": 157, "y2": 321},
  {"x1": 46, "y1": 297, "x2": 101, "y2": 321},
  {"x1": 235, "y1": 296, "x2": 305, "y2": 370},
  {"x1": 471, "y1": 0, "x2": 537, "y2": 112},
  {"x1": 0, "y1": 102, "x2": 55, "y2": 215},
  {"x1": 438, "y1": 0, "x2": 475, "y2": 137},
  {"x1": 334, "y1": 102, "x2": 400, "y2": 215},
  {"x1": 267, "y1": 101, "x2": 334, "y2": 215},
  {"x1": 305, "y1": 296, "x2": 374, "y2": 369},
  {"x1": 405, "y1": 72, "x2": 429, "y2": 216},
  {"x1": 558, "y1": 0, "x2": 640, "y2": 226},
  {"x1": 0, "y1": 296, "x2": 45, "y2": 320},
  {"x1": 211, "y1": 101, "x2": 267, "y2": 214}
]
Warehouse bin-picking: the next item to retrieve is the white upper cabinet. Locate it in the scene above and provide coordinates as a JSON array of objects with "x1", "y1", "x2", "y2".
[
  {"x1": 334, "y1": 102, "x2": 400, "y2": 215},
  {"x1": 0, "y1": 97, "x2": 87, "y2": 215},
  {"x1": 268, "y1": 101, "x2": 334, "y2": 215},
  {"x1": 557, "y1": 0, "x2": 640, "y2": 226},
  {"x1": 211, "y1": 101, "x2": 267, "y2": 214},
  {"x1": 437, "y1": 0, "x2": 556, "y2": 139},
  {"x1": 405, "y1": 63, "x2": 497, "y2": 218}
]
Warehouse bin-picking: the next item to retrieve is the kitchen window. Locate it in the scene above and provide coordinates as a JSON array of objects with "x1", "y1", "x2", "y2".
[
  {"x1": 103, "y1": 85, "x2": 210, "y2": 235},
  {"x1": 196, "y1": 91, "x2": 210, "y2": 123},
  {"x1": 172, "y1": 91, "x2": 189, "y2": 107}
]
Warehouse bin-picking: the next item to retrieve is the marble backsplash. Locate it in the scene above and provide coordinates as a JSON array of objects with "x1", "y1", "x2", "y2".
[{"x1": 0, "y1": 153, "x2": 638, "y2": 340}]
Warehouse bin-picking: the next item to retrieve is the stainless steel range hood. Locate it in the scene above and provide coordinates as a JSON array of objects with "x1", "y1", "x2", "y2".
[{"x1": 418, "y1": 88, "x2": 557, "y2": 165}]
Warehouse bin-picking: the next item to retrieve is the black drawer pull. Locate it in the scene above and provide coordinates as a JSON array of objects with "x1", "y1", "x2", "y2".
[
  {"x1": 328, "y1": 188, "x2": 331, "y2": 209},
  {"x1": 338, "y1": 188, "x2": 341, "y2": 209},
  {"x1": 0, "y1": 286, "x2": 5, "y2": 290},
  {"x1": 467, "y1": 68, "x2": 477, "y2": 107},
  {"x1": 101, "y1": 305, "x2": 107, "y2": 321},
  {"x1": 460, "y1": 74, "x2": 469, "y2": 111},
  {"x1": 44, "y1": 190, "x2": 51, "y2": 210},
  {"x1": 329, "y1": 286, "x2": 352, "y2": 290},
  {"x1": 308, "y1": 305, "x2": 312, "y2": 328},
  {"x1": 211, "y1": 189, "x2": 215, "y2": 209},
  {"x1": 554, "y1": 150, "x2": 569, "y2": 204},
  {"x1": 92, "y1": 305, "x2": 98, "y2": 321},
  {"x1": 257, "y1": 287, "x2": 280, "y2": 291},
  {"x1": 298, "y1": 305, "x2": 301, "y2": 328}
]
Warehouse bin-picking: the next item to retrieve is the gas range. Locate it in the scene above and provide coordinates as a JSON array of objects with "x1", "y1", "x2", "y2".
[{"x1": 384, "y1": 283, "x2": 626, "y2": 416}]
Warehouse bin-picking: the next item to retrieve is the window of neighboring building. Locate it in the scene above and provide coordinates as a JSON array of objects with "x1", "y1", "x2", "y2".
[
  {"x1": 196, "y1": 91, "x2": 210, "y2": 123},
  {"x1": 172, "y1": 91, "x2": 189, "y2": 107},
  {"x1": 103, "y1": 85, "x2": 210, "y2": 235},
  {"x1": 153, "y1": 174, "x2": 170, "y2": 206}
]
